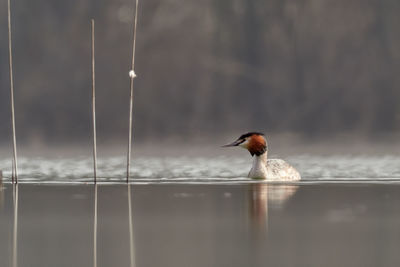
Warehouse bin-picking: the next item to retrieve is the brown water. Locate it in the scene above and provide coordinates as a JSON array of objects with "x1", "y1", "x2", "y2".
[{"x1": 1, "y1": 183, "x2": 400, "y2": 267}]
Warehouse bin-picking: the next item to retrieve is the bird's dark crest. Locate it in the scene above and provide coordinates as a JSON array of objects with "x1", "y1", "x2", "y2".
[{"x1": 238, "y1": 132, "x2": 265, "y2": 140}]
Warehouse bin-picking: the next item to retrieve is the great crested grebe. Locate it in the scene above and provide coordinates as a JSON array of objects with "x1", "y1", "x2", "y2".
[{"x1": 223, "y1": 132, "x2": 301, "y2": 181}]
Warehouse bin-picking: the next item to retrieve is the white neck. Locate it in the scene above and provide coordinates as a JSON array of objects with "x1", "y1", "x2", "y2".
[
  {"x1": 249, "y1": 152, "x2": 268, "y2": 179},
  {"x1": 252, "y1": 152, "x2": 268, "y2": 168}
]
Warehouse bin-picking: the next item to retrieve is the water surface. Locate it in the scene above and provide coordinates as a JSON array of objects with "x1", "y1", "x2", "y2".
[
  {"x1": 1, "y1": 154, "x2": 400, "y2": 266},
  {"x1": 1, "y1": 155, "x2": 400, "y2": 183},
  {"x1": 1, "y1": 183, "x2": 400, "y2": 267}
]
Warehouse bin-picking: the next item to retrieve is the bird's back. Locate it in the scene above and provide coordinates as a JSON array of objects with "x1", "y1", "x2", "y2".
[{"x1": 266, "y1": 159, "x2": 301, "y2": 181}]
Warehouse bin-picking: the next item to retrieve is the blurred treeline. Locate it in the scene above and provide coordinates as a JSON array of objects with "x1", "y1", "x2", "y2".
[{"x1": 0, "y1": 0, "x2": 400, "y2": 144}]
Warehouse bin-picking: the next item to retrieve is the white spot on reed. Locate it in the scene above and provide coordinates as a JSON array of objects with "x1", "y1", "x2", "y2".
[{"x1": 129, "y1": 70, "x2": 137, "y2": 78}]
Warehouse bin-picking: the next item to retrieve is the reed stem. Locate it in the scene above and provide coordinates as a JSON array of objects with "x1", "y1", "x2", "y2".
[
  {"x1": 8, "y1": 0, "x2": 18, "y2": 184},
  {"x1": 126, "y1": 0, "x2": 140, "y2": 183},
  {"x1": 91, "y1": 19, "x2": 98, "y2": 183}
]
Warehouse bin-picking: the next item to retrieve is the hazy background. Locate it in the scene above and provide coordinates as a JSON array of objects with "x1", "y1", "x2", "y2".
[{"x1": 1, "y1": 0, "x2": 400, "y2": 149}]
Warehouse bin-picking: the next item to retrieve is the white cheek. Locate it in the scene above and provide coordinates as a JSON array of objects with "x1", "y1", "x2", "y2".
[{"x1": 239, "y1": 139, "x2": 249, "y2": 148}]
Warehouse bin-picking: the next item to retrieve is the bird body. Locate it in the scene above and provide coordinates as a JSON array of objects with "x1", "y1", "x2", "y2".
[{"x1": 223, "y1": 132, "x2": 301, "y2": 181}]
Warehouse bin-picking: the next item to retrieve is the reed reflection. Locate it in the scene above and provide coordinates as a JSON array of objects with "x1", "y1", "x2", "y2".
[
  {"x1": 249, "y1": 184, "x2": 298, "y2": 233},
  {"x1": 93, "y1": 184, "x2": 98, "y2": 267},
  {"x1": 12, "y1": 184, "x2": 19, "y2": 267},
  {"x1": 127, "y1": 184, "x2": 136, "y2": 267}
]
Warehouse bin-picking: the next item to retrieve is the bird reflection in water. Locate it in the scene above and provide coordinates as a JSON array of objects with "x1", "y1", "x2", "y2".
[{"x1": 249, "y1": 183, "x2": 298, "y2": 233}]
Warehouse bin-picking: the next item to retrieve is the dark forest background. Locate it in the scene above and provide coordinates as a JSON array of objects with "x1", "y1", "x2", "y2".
[{"x1": 1, "y1": 0, "x2": 400, "y2": 145}]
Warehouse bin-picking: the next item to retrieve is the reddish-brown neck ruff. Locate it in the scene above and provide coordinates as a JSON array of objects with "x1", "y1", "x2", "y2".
[{"x1": 247, "y1": 134, "x2": 267, "y2": 156}]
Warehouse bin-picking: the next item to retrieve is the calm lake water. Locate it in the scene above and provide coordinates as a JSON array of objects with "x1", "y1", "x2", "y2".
[
  {"x1": 1, "y1": 183, "x2": 400, "y2": 267},
  {"x1": 1, "y1": 155, "x2": 400, "y2": 266}
]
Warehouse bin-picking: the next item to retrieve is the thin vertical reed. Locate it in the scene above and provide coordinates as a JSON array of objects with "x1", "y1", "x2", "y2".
[
  {"x1": 11, "y1": 159, "x2": 14, "y2": 183},
  {"x1": 126, "y1": 0, "x2": 140, "y2": 182},
  {"x1": 91, "y1": 19, "x2": 98, "y2": 183},
  {"x1": 8, "y1": 0, "x2": 18, "y2": 184}
]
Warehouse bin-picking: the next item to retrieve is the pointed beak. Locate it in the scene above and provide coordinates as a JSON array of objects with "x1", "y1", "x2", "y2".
[{"x1": 222, "y1": 139, "x2": 243, "y2": 147}]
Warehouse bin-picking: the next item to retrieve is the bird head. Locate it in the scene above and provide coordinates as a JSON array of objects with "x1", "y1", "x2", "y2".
[{"x1": 223, "y1": 132, "x2": 267, "y2": 156}]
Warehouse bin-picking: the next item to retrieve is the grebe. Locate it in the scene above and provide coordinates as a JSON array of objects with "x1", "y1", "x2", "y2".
[{"x1": 223, "y1": 132, "x2": 301, "y2": 181}]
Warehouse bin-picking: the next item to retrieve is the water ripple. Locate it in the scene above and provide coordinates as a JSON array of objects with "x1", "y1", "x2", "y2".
[{"x1": 0, "y1": 155, "x2": 400, "y2": 184}]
